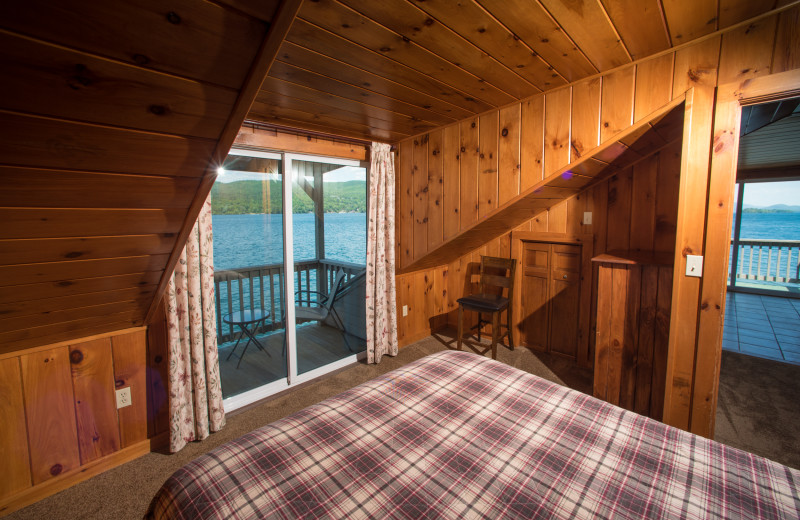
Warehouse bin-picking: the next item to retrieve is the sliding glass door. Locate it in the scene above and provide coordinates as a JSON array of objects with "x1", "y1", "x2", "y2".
[{"x1": 211, "y1": 149, "x2": 366, "y2": 411}]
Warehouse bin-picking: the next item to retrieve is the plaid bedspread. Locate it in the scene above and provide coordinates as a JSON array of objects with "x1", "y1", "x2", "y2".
[{"x1": 146, "y1": 351, "x2": 800, "y2": 519}]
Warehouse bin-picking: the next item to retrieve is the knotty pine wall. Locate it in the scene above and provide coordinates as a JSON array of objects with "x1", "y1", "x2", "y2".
[
  {"x1": 0, "y1": 326, "x2": 168, "y2": 514},
  {"x1": 394, "y1": 6, "x2": 800, "y2": 435}
]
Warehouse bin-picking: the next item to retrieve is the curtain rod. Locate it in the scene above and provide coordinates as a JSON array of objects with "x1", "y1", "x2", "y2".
[{"x1": 242, "y1": 120, "x2": 379, "y2": 149}]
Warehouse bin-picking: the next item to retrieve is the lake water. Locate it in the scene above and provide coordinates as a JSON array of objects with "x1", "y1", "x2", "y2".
[
  {"x1": 212, "y1": 212, "x2": 366, "y2": 270},
  {"x1": 735, "y1": 212, "x2": 800, "y2": 240}
]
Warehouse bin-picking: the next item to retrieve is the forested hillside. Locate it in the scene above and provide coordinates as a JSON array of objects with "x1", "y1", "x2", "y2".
[{"x1": 211, "y1": 180, "x2": 366, "y2": 214}]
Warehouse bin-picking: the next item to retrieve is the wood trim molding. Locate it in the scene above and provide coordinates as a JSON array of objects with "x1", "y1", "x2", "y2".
[
  {"x1": 144, "y1": 0, "x2": 304, "y2": 324},
  {"x1": 688, "y1": 68, "x2": 800, "y2": 438}
]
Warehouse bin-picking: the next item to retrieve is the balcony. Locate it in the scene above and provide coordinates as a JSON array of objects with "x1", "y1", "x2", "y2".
[
  {"x1": 213, "y1": 258, "x2": 366, "y2": 398},
  {"x1": 729, "y1": 239, "x2": 800, "y2": 295}
]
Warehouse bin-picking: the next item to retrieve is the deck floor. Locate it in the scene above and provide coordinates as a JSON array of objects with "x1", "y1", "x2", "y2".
[
  {"x1": 723, "y1": 292, "x2": 800, "y2": 365},
  {"x1": 218, "y1": 323, "x2": 366, "y2": 399}
]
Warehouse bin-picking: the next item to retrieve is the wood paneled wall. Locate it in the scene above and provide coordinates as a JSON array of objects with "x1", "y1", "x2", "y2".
[
  {"x1": 394, "y1": 6, "x2": 800, "y2": 435},
  {"x1": 0, "y1": 328, "x2": 168, "y2": 515}
]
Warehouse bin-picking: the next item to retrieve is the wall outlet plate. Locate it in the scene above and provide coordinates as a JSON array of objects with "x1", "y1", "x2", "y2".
[
  {"x1": 402, "y1": 305, "x2": 408, "y2": 317},
  {"x1": 116, "y1": 387, "x2": 132, "y2": 409},
  {"x1": 583, "y1": 212, "x2": 592, "y2": 225},
  {"x1": 686, "y1": 254, "x2": 703, "y2": 277}
]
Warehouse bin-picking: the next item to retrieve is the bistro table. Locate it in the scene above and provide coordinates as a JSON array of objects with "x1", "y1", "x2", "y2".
[{"x1": 222, "y1": 309, "x2": 271, "y2": 369}]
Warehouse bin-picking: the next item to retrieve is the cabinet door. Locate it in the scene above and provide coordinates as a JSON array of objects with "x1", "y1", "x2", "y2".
[
  {"x1": 520, "y1": 243, "x2": 549, "y2": 351},
  {"x1": 549, "y1": 244, "x2": 581, "y2": 358}
]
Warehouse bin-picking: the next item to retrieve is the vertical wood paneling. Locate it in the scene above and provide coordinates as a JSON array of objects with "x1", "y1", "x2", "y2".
[
  {"x1": 717, "y1": 16, "x2": 777, "y2": 85},
  {"x1": 460, "y1": 118, "x2": 480, "y2": 229},
  {"x1": 571, "y1": 78, "x2": 601, "y2": 159},
  {"x1": 498, "y1": 105, "x2": 521, "y2": 206},
  {"x1": 606, "y1": 169, "x2": 633, "y2": 251},
  {"x1": 772, "y1": 6, "x2": 800, "y2": 73},
  {"x1": 397, "y1": 142, "x2": 414, "y2": 268},
  {"x1": 635, "y1": 54, "x2": 675, "y2": 122},
  {"x1": 0, "y1": 357, "x2": 31, "y2": 499},
  {"x1": 654, "y1": 142, "x2": 682, "y2": 251},
  {"x1": 661, "y1": 0, "x2": 718, "y2": 45},
  {"x1": 478, "y1": 112, "x2": 499, "y2": 219},
  {"x1": 547, "y1": 201, "x2": 568, "y2": 234},
  {"x1": 396, "y1": 274, "x2": 413, "y2": 343},
  {"x1": 415, "y1": 270, "x2": 433, "y2": 335},
  {"x1": 427, "y1": 130, "x2": 444, "y2": 250},
  {"x1": 606, "y1": 266, "x2": 629, "y2": 406},
  {"x1": 520, "y1": 96, "x2": 544, "y2": 190},
  {"x1": 634, "y1": 265, "x2": 658, "y2": 415},
  {"x1": 544, "y1": 88, "x2": 572, "y2": 176},
  {"x1": 619, "y1": 266, "x2": 641, "y2": 411},
  {"x1": 594, "y1": 263, "x2": 612, "y2": 399},
  {"x1": 651, "y1": 267, "x2": 673, "y2": 419},
  {"x1": 70, "y1": 338, "x2": 120, "y2": 465},
  {"x1": 412, "y1": 135, "x2": 429, "y2": 260},
  {"x1": 629, "y1": 154, "x2": 659, "y2": 251},
  {"x1": 21, "y1": 347, "x2": 80, "y2": 485},
  {"x1": 147, "y1": 301, "x2": 169, "y2": 437},
  {"x1": 442, "y1": 125, "x2": 460, "y2": 240},
  {"x1": 601, "y1": 66, "x2": 635, "y2": 143},
  {"x1": 672, "y1": 36, "x2": 721, "y2": 98},
  {"x1": 112, "y1": 330, "x2": 148, "y2": 448}
]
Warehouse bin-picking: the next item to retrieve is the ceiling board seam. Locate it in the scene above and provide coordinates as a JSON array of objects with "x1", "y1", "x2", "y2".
[
  {"x1": 275, "y1": 41, "x2": 480, "y2": 119},
  {"x1": 456, "y1": 0, "x2": 569, "y2": 85},
  {"x1": 657, "y1": 0, "x2": 673, "y2": 48},
  {"x1": 596, "y1": 0, "x2": 633, "y2": 63},
  {"x1": 260, "y1": 76, "x2": 446, "y2": 127},
  {"x1": 294, "y1": 16, "x2": 503, "y2": 110},
  {"x1": 0, "y1": 27, "x2": 242, "y2": 93},
  {"x1": 245, "y1": 112, "x2": 397, "y2": 144},
  {"x1": 0, "y1": 107, "x2": 219, "y2": 145},
  {"x1": 257, "y1": 89, "x2": 427, "y2": 134},
  {"x1": 251, "y1": 96, "x2": 416, "y2": 137},
  {"x1": 397, "y1": 0, "x2": 545, "y2": 92},
  {"x1": 0, "y1": 165, "x2": 187, "y2": 181},
  {"x1": 533, "y1": 0, "x2": 601, "y2": 74},
  {"x1": 0, "y1": 275, "x2": 159, "y2": 293}
]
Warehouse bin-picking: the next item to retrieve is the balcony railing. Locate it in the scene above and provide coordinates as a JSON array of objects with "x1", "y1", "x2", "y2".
[
  {"x1": 729, "y1": 239, "x2": 800, "y2": 287},
  {"x1": 213, "y1": 258, "x2": 365, "y2": 343}
]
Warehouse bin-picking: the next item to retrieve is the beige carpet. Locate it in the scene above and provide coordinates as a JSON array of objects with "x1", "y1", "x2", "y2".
[{"x1": 5, "y1": 336, "x2": 796, "y2": 519}]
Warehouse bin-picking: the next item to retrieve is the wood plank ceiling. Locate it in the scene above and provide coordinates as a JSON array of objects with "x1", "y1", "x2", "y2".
[
  {"x1": 0, "y1": 0, "x2": 787, "y2": 353},
  {"x1": 247, "y1": 0, "x2": 782, "y2": 142}
]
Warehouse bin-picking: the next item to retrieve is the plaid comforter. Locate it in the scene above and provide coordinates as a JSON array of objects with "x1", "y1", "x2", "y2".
[{"x1": 146, "y1": 351, "x2": 800, "y2": 519}]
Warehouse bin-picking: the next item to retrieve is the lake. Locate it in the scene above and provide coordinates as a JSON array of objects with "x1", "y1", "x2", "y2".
[
  {"x1": 212, "y1": 212, "x2": 367, "y2": 270},
  {"x1": 734, "y1": 212, "x2": 800, "y2": 240}
]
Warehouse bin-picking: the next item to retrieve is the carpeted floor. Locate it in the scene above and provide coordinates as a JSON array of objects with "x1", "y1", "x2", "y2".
[{"x1": 5, "y1": 335, "x2": 798, "y2": 519}]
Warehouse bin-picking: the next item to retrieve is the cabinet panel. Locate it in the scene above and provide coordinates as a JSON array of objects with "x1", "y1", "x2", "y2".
[{"x1": 520, "y1": 271, "x2": 549, "y2": 351}]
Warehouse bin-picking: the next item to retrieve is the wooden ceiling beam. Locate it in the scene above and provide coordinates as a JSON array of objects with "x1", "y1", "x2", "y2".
[{"x1": 145, "y1": 0, "x2": 304, "y2": 324}]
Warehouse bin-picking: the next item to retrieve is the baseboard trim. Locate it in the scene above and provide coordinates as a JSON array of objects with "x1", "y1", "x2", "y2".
[{"x1": 0, "y1": 433, "x2": 168, "y2": 517}]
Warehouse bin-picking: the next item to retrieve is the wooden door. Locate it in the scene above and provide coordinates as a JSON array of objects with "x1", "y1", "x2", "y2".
[
  {"x1": 548, "y1": 244, "x2": 581, "y2": 357},
  {"x1": 520, "y1": 242, "x2": 549, "y2": 351}
]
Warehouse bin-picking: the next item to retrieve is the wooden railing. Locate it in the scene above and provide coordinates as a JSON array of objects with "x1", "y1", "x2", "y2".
[
  {"x1": 729, "y1": 239, "x2": 800, "y2": 286},
  {"x1": 213, "y1": 258, "x2": 365, "y2": 343}
]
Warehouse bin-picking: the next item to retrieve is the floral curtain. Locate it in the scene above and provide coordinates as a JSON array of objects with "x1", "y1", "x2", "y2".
[
  {"x1": 165, "y1": 196, "x2": 225, "y2": 453},
  {"x1": 366, "y1": 142, "x2": 399, "y2": 363}
]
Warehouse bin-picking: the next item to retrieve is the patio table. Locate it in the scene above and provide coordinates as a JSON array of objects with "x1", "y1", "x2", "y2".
[{"x1": 223, "y1": 309, "x2": 271, "y2": 368}]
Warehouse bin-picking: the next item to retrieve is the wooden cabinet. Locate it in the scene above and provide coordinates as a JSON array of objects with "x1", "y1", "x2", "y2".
[
  {"x1": 518, "y1": 241, "x2": 582, "y2": 359},
  {"x1": 592, "y1": 251, "x2": 673, "y2": 420}
]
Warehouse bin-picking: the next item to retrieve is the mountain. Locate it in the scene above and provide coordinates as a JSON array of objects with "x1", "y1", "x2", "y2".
[
  {"x1": 211, "y1": 180, "x2": 366, "y2": 214},
  {"x1": 741, "y1": 203, "x2": 800, "y2": 213}
]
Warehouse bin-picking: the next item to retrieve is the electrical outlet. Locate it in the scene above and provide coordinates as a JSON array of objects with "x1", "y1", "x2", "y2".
[
  {"x1": 116, "y1": 387, "x2": 132, "y2": 409},
  {"x1": 402, "y1": 305, "x2": 408, "y2": 317},
  {"x1": 583, "y1": 212, "x2": 592, "y2": 225}
]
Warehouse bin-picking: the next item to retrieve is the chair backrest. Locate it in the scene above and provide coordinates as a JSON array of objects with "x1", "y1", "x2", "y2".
[
  {"x1": 479, "y1": 256, "x2": 516, "y2": 301},
  {"x1": 323, "y1": 270, "x2": 349, "y2": 311}
]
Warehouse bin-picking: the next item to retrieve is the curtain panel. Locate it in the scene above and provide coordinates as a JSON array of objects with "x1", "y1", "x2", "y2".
[
  {"x1": 366, "y1": 142, "x2": 399, "y2": 363},
  {"x1": 165, "y1": 196, "x2": 225, "y2": 453}
]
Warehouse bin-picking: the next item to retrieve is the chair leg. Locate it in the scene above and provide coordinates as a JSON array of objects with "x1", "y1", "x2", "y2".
[
  {"x1": 506, "y1": 307, "x2": 514, "y2": 350},
  {"x1": 457, "y1": 306, "x2": 464, "y2": 351},
  {"x1": 476, "y1": 312, "x2": 482, "y2": 342},
  {"x1": 491, "y1": 311, "x2": 499, "y2": 360}
]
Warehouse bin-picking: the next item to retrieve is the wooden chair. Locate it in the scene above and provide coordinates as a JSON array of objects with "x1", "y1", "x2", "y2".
[{"x1": 456, "y1": 256, "x2": 517, "y2": 360}]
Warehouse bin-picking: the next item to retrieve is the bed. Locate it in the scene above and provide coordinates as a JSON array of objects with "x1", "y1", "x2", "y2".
[{"x1": 147, "y1": 350, "x2": 800, "y2": 519}]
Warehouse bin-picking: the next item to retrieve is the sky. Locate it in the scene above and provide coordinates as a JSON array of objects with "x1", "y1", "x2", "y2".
[{"x1": 740, "y1": 180, "x2": 800, "y2": 207}]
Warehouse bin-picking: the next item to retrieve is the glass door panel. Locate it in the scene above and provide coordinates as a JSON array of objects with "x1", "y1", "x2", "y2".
[{"x1": 212, "y1": 150, "x2": 288, "y2": 400}]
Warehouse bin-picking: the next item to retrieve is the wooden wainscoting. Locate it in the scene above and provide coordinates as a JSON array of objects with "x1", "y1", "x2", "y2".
[{"x1": 0, "y1": 328, "x2": 168, "y2": 516}]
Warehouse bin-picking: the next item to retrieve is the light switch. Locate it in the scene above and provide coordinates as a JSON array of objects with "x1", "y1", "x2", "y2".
[
  {"x1": 583, "y1": 212, "x2": 592, "y2": 225},
  {"x1": 402, "y1": 305, "x2": 408, "y2": 317},
  {"x1": 686, "y1": 255, "x2": 703, "y2": 277}
]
